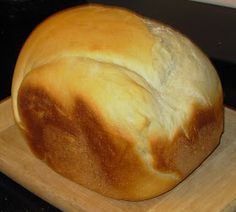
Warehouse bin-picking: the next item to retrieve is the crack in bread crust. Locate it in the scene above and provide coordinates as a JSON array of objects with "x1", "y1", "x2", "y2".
[{"x1": 150, "y1": 96, "x2": 223, "y2": 176}]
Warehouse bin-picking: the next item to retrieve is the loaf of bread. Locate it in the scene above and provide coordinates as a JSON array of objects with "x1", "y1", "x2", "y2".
[{"x1": 11, "y1": 4, "x2": 223, "y2": 200}]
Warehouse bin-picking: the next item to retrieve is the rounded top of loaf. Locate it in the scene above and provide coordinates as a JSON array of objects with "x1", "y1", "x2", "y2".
[
  {"x1": 12, "y1": 4, "x2": 223, "y2": 200},
  {"x1": 12, "y1": 4, "x2": 221, "y2": 132}
]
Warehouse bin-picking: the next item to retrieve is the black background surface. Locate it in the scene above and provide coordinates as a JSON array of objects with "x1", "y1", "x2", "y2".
[{"x1": 0, "y1": 0, "x2": 235, "y2": 210}]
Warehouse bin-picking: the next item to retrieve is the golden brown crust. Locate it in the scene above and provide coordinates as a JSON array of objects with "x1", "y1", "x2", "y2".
[
  {"x1": 150, "y1": 95, "x2": 223, "y2": 177},
  {"x1": 18, "y1": 83, "x2": 179, "y2": 200},
  {"x1": 12, "y1": 4, "x2": 224, "y2": 200}
]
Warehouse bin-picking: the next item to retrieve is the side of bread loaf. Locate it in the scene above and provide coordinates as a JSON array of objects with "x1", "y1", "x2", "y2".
[{"x1": 12, "y1": 5, "x2": 223, "y2": 200}]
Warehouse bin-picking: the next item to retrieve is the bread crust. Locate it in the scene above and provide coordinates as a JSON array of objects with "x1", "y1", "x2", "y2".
[
  {"x1": 12, "y1": 4, "x2": 223, "y2": 200},
  {"x1": 17, "y1": 84, "x2": 180, "y2": 200}
]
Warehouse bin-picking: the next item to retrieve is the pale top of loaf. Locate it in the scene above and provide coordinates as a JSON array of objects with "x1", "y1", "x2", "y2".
[{"x1": 12, "y1": 4, "x2": 223, "y2": 200}]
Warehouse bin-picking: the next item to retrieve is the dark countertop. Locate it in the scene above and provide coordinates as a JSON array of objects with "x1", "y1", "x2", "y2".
[{"x1": 0, "y1": 0, "x2": 235, "y2": 211}]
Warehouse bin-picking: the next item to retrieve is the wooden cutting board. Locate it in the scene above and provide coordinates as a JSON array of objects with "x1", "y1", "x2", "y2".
[{"x1": 0, "y1": 98, "x2": 236, "y2": 212}]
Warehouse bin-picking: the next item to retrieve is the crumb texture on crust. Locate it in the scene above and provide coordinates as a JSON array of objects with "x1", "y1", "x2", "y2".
[{"x1": 12, "y1": 4, "x2": 223, "y2": 200}]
